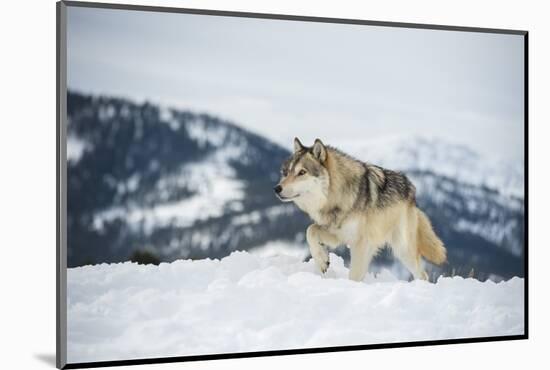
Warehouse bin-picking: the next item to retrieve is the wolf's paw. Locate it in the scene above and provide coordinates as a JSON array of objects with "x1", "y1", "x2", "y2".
[
  {"x1": 319, "y1": 259, "x2": 330, "y2": 274},
  {"x1": 312, "y1": 251, "x2": 330, "y2": 274}
]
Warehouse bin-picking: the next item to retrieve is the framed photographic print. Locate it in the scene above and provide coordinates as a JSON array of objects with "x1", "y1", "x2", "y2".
[{"x1": 56, "y1": 1, "x2": 528, "y2": 368}]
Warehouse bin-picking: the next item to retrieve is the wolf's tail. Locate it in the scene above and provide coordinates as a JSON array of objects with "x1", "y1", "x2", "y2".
[{"x1": 416, "y1": 208, "x2": 447, "y2": 265}]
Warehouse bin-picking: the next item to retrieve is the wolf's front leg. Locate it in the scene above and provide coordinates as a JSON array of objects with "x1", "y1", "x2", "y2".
[
  {"x1": 306, "y1": 224, "x2": 340, "y2": 274},
  {"x1": 349, "y1": 244, "x2": 376, "y2": 282}
]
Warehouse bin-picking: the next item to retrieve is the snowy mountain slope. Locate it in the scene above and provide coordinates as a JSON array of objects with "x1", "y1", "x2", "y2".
[
  {"x1": 67, "y1": 91, "x2": 308, "y2": 266},
  {"x1": 339, "y1": 136, "x2": 524, "y2": 198},
  {"x1": 92, "y1": 149, "x2": 246, "y2": 233},
  {"x1": 412, "y1": 171, "x2": 524, "y2": 256},
  {"x1": 67, "y1": 252, "x2": 524, "y2": 363},
  {"x1": 66, "y1": 91, "x2": 524, "y2": 279}
]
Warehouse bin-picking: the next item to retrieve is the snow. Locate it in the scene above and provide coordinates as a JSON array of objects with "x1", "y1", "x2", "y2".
[
  {"x1": 455, "y1": 218, "x2": 522, "y2": 256},
  {"x1": 97, "y1": 104, "x2": 116, "y2": 122},
  {"x1": 66, "y1": 134, "x2": 88, "y2": 163},
  {"x1": 249, "y1": 240, "x2": 310, "y2": 260},
  {"x1": 231, "y1": 205, "x2": 296, "y2": 226},
  {"x1": 185, "y1": 116, "x2": 248, "y2": 151},
  {"x1": 92, "y1": 147, "x2": 245, "y2": 234},
  {"x1": 186, "y1": 118, "x2": 227, "y2": 148},
  {"x1": 90, "y1": 111, "x2": 258, "y2": 234},
  {"x1": 67, "y1": 251, "x2": 524, "y2": 363},
  {"x1": 93, "y1": 176, "x2": 243, "y2": 233}
]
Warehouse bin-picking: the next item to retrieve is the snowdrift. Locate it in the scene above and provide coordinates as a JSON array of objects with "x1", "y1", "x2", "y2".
[{"x1": 67, "y1": 251, "x2": 524, "y2": 363}]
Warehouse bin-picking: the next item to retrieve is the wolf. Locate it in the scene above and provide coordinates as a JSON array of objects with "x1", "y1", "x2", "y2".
[{"x1": 274, "y1": 138, "x2": 446, "y2": 282}]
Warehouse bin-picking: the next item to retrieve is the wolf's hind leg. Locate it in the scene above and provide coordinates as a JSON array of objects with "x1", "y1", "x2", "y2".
[
  {"x1": 391, "y1": 217, "x2": 429, "y2": 281},
  {"x1": 306, "y1": 224, "x2": 339, "y2": 274},
  {"x1": 392, "y1": 241, "x2": 428, "y2": 280},
  {"x1": 399, "y1": 253, "x2": 428, "y2": 281}
]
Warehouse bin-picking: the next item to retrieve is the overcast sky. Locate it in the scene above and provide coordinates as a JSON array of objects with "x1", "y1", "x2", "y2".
[{"x1": 67, "y1": 6, "x2": 524, "y2": 160}]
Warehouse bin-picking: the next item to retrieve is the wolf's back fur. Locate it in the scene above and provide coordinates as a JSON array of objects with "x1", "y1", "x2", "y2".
[{"x1": 276, "y1": 138, "x2": 447, "y2": 282}]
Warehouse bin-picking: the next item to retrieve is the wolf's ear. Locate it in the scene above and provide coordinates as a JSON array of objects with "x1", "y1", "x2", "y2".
[
  {"x1": 312, "y1": 139, "x2": 327, "y2": 162},
  {"x1": 294, "y1": 137, "x2": 305, "y2": 153}
]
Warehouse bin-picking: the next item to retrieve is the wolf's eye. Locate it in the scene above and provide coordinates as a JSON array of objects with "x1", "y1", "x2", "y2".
[
  {"x1": 297, "y1": 169, "x2": 307, "y2": 176},
  {"x1": 281, "y1": 169, "x2": 288, "y2": 177}
]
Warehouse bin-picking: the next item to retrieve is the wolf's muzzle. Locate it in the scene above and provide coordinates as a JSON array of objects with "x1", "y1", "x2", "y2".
[{"x1": 273, "y1": 185, "x2": 282, "y2": 194}]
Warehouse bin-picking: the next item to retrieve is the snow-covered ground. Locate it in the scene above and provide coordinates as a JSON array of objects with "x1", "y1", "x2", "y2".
[{"x1": 67, "y1": 251, "x2": 524, "y2": 363}]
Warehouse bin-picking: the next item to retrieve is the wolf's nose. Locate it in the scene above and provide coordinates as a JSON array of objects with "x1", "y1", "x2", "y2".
[{"x1": 273, "y1": 185, "x2": 282, "y2": 194}]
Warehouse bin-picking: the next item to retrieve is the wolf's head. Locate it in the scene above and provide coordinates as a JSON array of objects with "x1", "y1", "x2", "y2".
[{"x1": 274, "y1": 138, "x2": 330, "y2": 208}]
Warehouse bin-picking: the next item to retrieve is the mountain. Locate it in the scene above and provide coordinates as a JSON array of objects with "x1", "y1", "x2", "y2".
[
  {"x1": 66, "y1": 91, "x2": 525, "y2": 280},
  {"x1": 341, "y1": 136, "x2": 524, "y2": 199},
  {"x1": 67, "y1": 91, "x2": 309, "y2": 267}
]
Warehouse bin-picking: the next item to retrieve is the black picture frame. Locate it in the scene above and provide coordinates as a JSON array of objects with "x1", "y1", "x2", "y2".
[{"x1": 56, "y1": 1, "x2": 529, "y2": 368}]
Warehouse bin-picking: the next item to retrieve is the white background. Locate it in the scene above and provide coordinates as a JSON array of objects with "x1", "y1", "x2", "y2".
[{"x1": 0, "y1": 0, "x2": 547, "y2": 369}]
